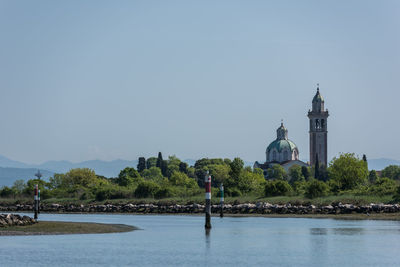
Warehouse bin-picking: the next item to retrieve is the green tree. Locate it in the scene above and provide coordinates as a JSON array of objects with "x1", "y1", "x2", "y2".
[
  {"x1": 237, "y1": 170, "x2": 266, "y2": 194},
  {"x1": 11, "y1": 179, "x2": 26, "y2": 195},
  {"x1": 179, "y1": 162, "x2": 188, "y2": 174},
  {"x1": 166, "y1": 155, "x2": 181, "y2": 177},
  {"x1": 208, "y1": 164, "x2": 231, "y2": 187},
  {"x1": 24, "y1": 179, "x2": 50, "y2": 197},
  {"x1": 328, "y1": 153, "x2": 368, "y2": 190},
  {"x1": 62, "y1": 168, "x2": 99, "y2": 188},
  {"x1": 381, "y1": 165, "x2": 400, "y2": 180},
  {"x1": 161, "y1": 160, "x2": 168, "y2": 177},
  {"x1": 318, "y1": 165, "x2": 329, "y2": 181},
  {"x1": 134, "y1": 181, "x2": 161, "y2": 198},
  {"x1": 265, "y1": 180, "x2": 292, "y2": 196},
  {"x1": 229, "y1": 158, "x2": 244, "y2": 179},
  {"x1": 156, "y1": 152, "x2": 163, "y2": 168},
  {"x1": 369, "y1": 177, "x2": 397, "y2": 196},
  {"x1": 146, "y1": 157, "x2": 157, "y2": 169},
  {"x1": 301, "y1": 166, "x2": 311, "y2": 181},
  {"x1": 289, "y1": 165, "x2": 305, "y2": 184},
  {"x1": 368, "y1": 170, "x2": 378, "y2": 183},
  {"x1": 169, "y1": 171, "x2": 198, "y2": 188},
  {"x1": 48, "y1": 174, "x2": 65, "y2": 189},
  {"x1": 267, "y1": 165, "x2": 288, "y2": 180},
  {"x1": 117, "y1": 167, "x2": 142, "y2": 186},
  {"x1": 314, "y1": 156, "x2": 320, "y2": 180},
  {"x1": 193, "y1": 158, "x2": 227, "y2": 187},
  {"x1": 305, "y1": 179, "x2": 329, "y2": 198},
  {"x1": 141, "y1": 167, "x2": 164, "y2": 183},
  {"x1": 0, "y1": 186, "x2": 13, "y2": 198},
  {"x1": 137, "y1": 157, "x2": 146, "y2": 172}
]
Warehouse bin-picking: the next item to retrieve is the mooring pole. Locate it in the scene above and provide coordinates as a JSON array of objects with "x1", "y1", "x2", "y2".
[
  {"x1": 220, "y1": 183, "x2": 224, "y2": 218},
  {"x1": 205, "y1": 171, "x2": 212, "y2": 229},
  {"x1": 34, "y1": 184, "x2": 38, "y2": 220},
  {"x1": 38, "y1": 189, "x2": 41, "y2": 214}
]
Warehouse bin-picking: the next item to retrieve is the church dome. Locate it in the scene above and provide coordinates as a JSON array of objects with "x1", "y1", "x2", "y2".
[
  {"x1": 267, "y1": 139, "x2": 298, "y2": 153},
  {"x1": 266, "y1": 123, "x2": 299, "y2": 163}
]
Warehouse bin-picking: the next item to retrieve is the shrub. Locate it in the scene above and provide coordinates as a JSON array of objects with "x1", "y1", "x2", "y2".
[
  {"x1": 95, "y1": 186, "x2": 133, "y2": 201},
  {"x1": 368, "y1": 177, "x2": 397, "y2": 196},
  {"x1": 292, "y1": 181, "x2": 307, "y2": 195},
  {"x1": 0, "y1": 186, "x2": 13, "y2": 198},
  {"x1": 393, "y1": 186, "x2": 400, "y2": 203},
  {"x1": 225, "y1": 187, "x2": 242, "y2": 197},
  {"x1": 154, "y1": 187, "x2": 176, "y2": 199},
  {"x1": 267, "y1": 165, "x2": 288, "y2": 180},
  {"x1": 117, "y1": 167, "x2": 143, "y2": 186},
  {"x1": 381, "y1": 165, "x2": 400, "y2": 180},
  {"x1": 134, "y1": 181, "x2": 161, "y2": 198},
  {"x1": 305, "y1": 180, "x2": 329, "y2": 199},
  {"x1": 265, "y1": 180, "x2": 292, "y2": 197}
]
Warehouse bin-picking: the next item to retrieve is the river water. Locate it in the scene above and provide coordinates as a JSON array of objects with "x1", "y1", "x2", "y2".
[{"x1": 1, "y1": 213, "x2": 400, "y2": 266}]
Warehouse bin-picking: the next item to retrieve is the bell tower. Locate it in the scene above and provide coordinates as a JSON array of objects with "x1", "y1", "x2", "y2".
[{"x1": 308, "y1": 85, "x2": 329, "y2": 166}]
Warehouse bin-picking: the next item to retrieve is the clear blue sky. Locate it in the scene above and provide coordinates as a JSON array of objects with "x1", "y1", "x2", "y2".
[{"x1": 0, "y1": 0, "x2": 399, "y2": 164}]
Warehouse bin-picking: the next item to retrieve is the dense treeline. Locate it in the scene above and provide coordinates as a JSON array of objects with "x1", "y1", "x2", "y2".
[{"x1": 1, "y1": 152, "x2": 400, "y2": 202}]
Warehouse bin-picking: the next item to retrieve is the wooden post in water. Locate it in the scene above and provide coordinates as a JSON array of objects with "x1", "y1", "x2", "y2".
[
  {"x1": 205, "y1": 171, "x2": 212, "y2": 229},
  {"x1": 34, "y1": 184, "x2": 38, "y2": 220},
  {"x1": 38, "y1": 189, "x2": 41, "y2": 214},
  {"x1": 219, "y1": 183, "x2": 224, "y2": 218}
]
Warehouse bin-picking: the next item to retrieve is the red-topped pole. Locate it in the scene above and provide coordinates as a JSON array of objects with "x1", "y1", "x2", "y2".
[
  {"x1": 205, "y1": 171, "x2": 211, "y2": 229},
  {"x1": 34, "y1": 184, "x2": 38, "y2": 219}
]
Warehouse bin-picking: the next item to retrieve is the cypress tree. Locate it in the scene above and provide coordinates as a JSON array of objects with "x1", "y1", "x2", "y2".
[
  {"x1": 156, "y1": 152, "x2": 163, "y2": 168},
  {"x1": 161, "y1": 160, "x2": 168, "y2": 177},
  {"x1": 137, "y1": 157, "x2": 146, "y2": 172},
  {"x1": 314, "y1": 154, "x2": 320, "y2": 180},
  {"x1": 301, "y1": 166, "x2": 310, "y2": 181},
  {"x1": 362, "y1": 154, "x2": 367, "y2": 162},
  {"x1": 179, "y1": 162, "x2": 188, "y2": 174}
]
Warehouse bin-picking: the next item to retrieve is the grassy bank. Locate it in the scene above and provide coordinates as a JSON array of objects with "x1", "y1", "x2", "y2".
[
  {"x1": 39, "y1": 194, "x2": 396, "y2": 206},
  {"x1": 0, "y1": 221, "x2": 137, "y2": 236},
  {"x1": 0, "y1": 193, "x2": 396, "y2": 207}
]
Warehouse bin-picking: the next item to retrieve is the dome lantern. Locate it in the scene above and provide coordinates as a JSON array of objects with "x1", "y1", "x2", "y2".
[{"x1": 266, "y1": 123, "x2": 299, "y2": 163}]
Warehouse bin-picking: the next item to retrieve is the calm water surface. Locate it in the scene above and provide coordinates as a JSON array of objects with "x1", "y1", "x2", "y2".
[{"x1": 1, "y1": 213, "x2": 400, "y2": 266}]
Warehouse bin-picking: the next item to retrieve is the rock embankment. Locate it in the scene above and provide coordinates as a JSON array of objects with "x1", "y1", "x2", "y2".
[
  {"x1": 1, "y1": 202, "x2": 400, "y2": 215},
  {"x1": 0, "y1": 214, "x2": 36, "y2": 227}
]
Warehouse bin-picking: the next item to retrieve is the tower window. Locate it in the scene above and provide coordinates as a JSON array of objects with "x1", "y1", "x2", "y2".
[
  {"x1": 315, "y1": 119, "x2": 320, "y2": 129},
  {"x1": 321, "y1": 119, "x2": 325, "y2": 129}
]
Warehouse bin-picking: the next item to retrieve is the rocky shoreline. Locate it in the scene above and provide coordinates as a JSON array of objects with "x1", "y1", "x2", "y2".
[
  {"x1": 1, "y1": 202, "x2": 400, "y2": 215},
  {"x1": 0, "y1": 214, "x2": 36, "y2": 227}
]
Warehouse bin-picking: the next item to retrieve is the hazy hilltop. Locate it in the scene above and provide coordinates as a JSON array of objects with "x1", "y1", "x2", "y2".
[
  {"x1": 367, "y1": 158, "x2": 400, "y2": 171},
  {"x1": 0, "y1": 167, "x2": 53, "y2": 187}
]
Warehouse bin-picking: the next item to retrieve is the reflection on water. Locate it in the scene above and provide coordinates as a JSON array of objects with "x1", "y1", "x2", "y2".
[
  {"x1": 310, "y1": 227, "x2": 364, "y2": 235},
  {"x1": 205, "y1": 228, "x2": 211, "y2": 249},
  {"x1": 1, "y1": 214, "x2": 400, "y2": 267},
  {"x1": 332, "y1": 227, "x2": 365, "y2": 235},
  {"x1": 310, "y1": 228, "x2": 328, "y2": 235},
  {"x1": 310, "y1": 227, "x2": 400, "y2": 236}
]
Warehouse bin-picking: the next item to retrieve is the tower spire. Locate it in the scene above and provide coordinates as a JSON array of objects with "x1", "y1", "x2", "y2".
[{"x1": 308, "y1": 85, "x2": 329, "y2": 167}]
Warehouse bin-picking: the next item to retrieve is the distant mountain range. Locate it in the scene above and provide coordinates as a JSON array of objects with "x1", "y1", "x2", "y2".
[
  {"x1": 0, "y1": 155, "x2": 398, "y2": 187},
  {"x1": 0, "y1": 155, "x2": 138, "y2": 178},
  {"x1": 367, "y1": 158, "x2": 400, "y2": 171},
  {"x1": 0, "y1": 167, "x2": 54, "y2": 187}
]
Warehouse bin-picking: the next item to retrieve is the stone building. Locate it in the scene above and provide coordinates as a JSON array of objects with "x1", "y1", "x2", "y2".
[
  {"x1": 308, "y1": 86, "x2": 329, "y2": 166},
  {"x1": 254, "y1": 86, "x2": 329, "y2": 177},
  {"x1": 254, "y1": 122, "x2": 308, "y2": 175}
]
